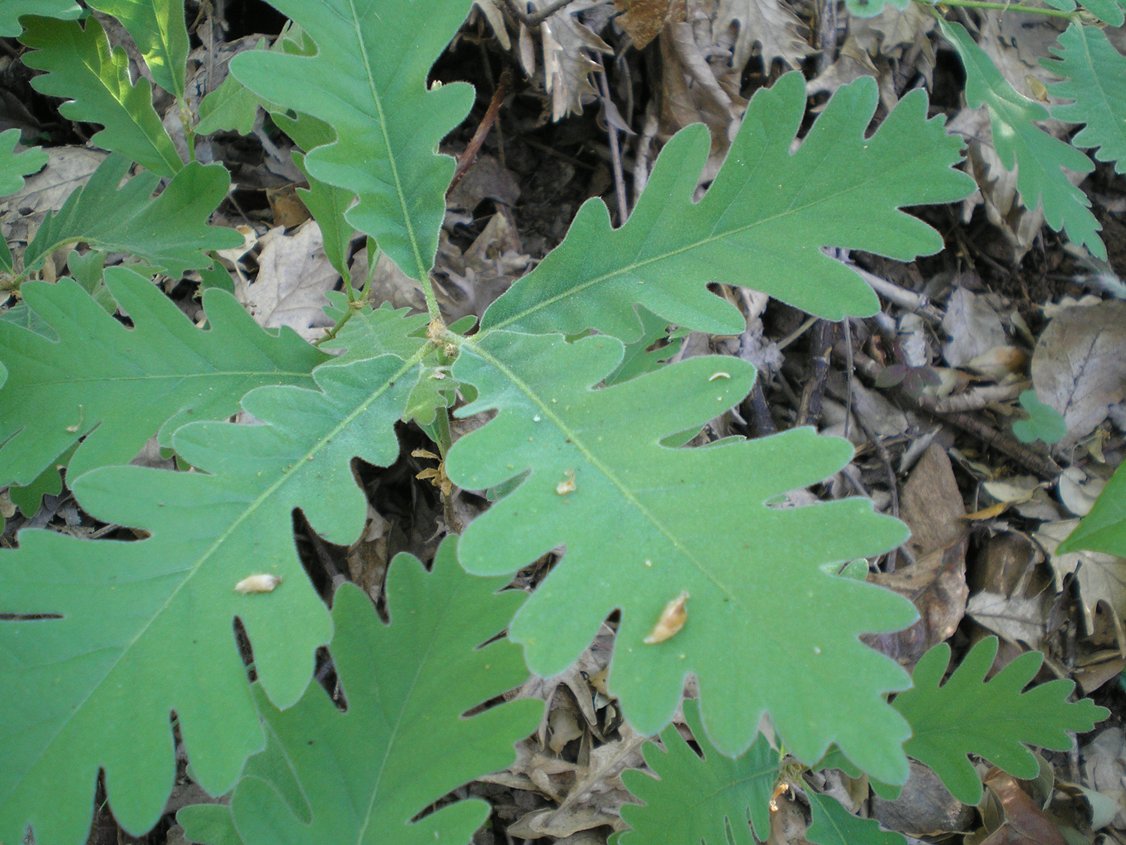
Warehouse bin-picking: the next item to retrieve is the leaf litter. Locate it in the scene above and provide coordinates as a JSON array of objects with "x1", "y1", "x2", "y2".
[{"x1": 2, "y1": 1, "x2": 1125, "y2": 843}]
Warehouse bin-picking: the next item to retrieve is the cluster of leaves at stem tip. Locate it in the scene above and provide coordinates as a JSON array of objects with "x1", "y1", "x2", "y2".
[{"x1": 0, "y1": 0, "x2": 1117, "y2": 843}]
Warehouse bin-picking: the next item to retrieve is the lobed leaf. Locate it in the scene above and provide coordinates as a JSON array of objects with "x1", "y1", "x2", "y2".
[
  {"x1": 85, "y1": 0, "x2": 190, "y2": 99},
  {"x1": 0, "y1": 0, "x2": 82, "y2": 36},
  {"x1": 481, "y1": 71, "x2": 972, "y2": 343},
  {"x1": 939, "y1": 19, "x2": 1104, "y2": 259},
  {"x1": 892, "y1": 637, "x2": 1109, "y2": 805},
  {"x1": 0, "y1": 353, "x2": 415, "y2": 844},
  {"x1": 178, "y1": 539, "x2": 541, "y2": 844},
  {"x1": 23, "y1": 154, "x2": 242, "y2": 277},
  {"x1": 1058, "y1": 460, "x2": 1126, "y2": 556},
  {"x1": 20, "y1": 15, "x2": 183, "y2": 177},
  {"x1": 0, "y1": 128, "x2": 47, "y2": 197},
  {"x1": 805, "y1": 791, "x2": 906, "y2": 845},
  {"x1": 446, "y1": 330, "x2": 917, "y2": 784},
  {"x1": 0, "y1": 268, "x2": 329, "y2": 490},
  {"x1": 1042, "y1": 24, "x2": 1126, "y2": 174},
  {"x1": 230, "y1": 0, "x2": 475, "y2": 282},
  {"x1": 615, "y1": 699, "x2": 777, "y2": 844}
]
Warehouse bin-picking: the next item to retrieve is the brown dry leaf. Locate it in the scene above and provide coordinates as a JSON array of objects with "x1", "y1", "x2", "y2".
[
  {"x1": 658, "y1": 18, "x2": 741, "y2": 165},
  {"x1": 899, "y1": 444, "x2": 967, "y2": 559},
  {"x1": 529, "y1": 0, "x2": 613, "y2": 120},
  {"x1": 948, "y1": 108, "x2": 1045, "y2": 262},
  {"x1": 873, "y1": 761, "x2": 976, "y2": 836},
  {"x1": 868, "y1": 541, "x2": 969, "y2": 667},
  {"x1": 805, "y1": 35, "x2": 884, "y2": 101},
  {"x1": 942, "y1": 287, "x2": 1010, "y2": 369},
  {"x1": 850, "y1": 2, "x2": 935, "y2": 63},
  {"x1": 344, "y1": 506, "x2": 391, "y2": 602},
  {"x1": 1031, "y1": 300, "x2": 1126, "y2": 449},
  {"x1": 1037, "y1": 519, "x2": 1126, "y2": 634},
  {"x1": 967, "y1": 531, "x2": 1055, "y2": 650},
  {"x1": 979, "y1": 769, "x2": 1067, "y2": 845},
  {"x1": 614, "y1": 0, "x2": 672, "y2": 49},
  {"x1": 0, "y1": 146, "x2": 105, "y2": 249},
  {"x1": 236, "y1": 221, "x2": 337, "y2": 340},
  {"x1": 436, "y1": 209, "x2": 531, "y2": 321},
  {"x1": 713, "y1": 0, "x2": 811, "y2": 74}
]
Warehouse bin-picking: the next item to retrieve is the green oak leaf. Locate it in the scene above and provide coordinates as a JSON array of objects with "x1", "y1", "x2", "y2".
[
  {"x1": 1042, "y1": 24, "x2": 1126, "y2": 173},
  {"x1": 0, "y1": 268, "x2": 328, "y2": 489},
  {"x1": 446, "y1": 330, "x2": 917, "y2": 784},
  {"x1": 892, "y1": 637, "x2": 1109, "y2": 805},
  {"x1": 23, "y1": 155, "x2": 242, "y2": 277},
  {"x1": 0, "y1": 1, "x2": 82, "y2": 36},
  {"x1": 20, "y1": 16, "x2": 183, "y2": 177},
  {"x1": 939, "y1": 19, "x2": 1104, "y2": 259},
  {"x1": 805, "y1": 791, "x2": 906, "y2": 845},
  {"x1": 230, "y1": 0, "x2": 475, "y2": 281},
  {"x1": 0, "y1": 128, "x2": 47, "y2": 196},
  {"x1": 0, "y1": 353, "x2": 415, "y2": 845},
  {"x1": 85, "y1": 0, "x2": 189, "y2": 98},
  {"x1": 481, "y1": 71, "x2": 972, "y2": 342},
  {"x1": 178, "y1": 539, "x2": 540, "y2": 844},
  {"x1": 1058, "y1": 460, "x2": 1126, "y2": 556},
  {"x1": 615, "y1": 699, "x2": 778, "y2": 844}
]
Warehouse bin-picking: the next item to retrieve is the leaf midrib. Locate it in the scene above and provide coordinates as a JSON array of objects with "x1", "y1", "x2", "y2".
[
  {"x1": 14, "y1": 351, "x2": 422, "y2": 799},
  {"x1": 481, "y1": 133, "x2": 937, "y2": 337}
]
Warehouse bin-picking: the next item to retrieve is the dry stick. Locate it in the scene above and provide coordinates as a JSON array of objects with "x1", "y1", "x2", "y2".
[
  {"x1": 594, "y1": 57, "x2": 630, "y2": 223},
  {"x1": 845, "y1": 345, "x2": 1062, "y2": 479},
  {"x1": 798, "y1": 320, "x2": 835, "y2": 427},
  {"x1": 449, "y1": 69, "x2": 512, "y2": 194},
  {"x1": 503, "y1": 0, "x2": 579, "y2": 26}
]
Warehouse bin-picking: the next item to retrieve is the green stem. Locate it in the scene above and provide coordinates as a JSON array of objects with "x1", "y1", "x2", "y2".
[{"x1": 931, "y1": 0, "x2": 1077, "y2": 18}]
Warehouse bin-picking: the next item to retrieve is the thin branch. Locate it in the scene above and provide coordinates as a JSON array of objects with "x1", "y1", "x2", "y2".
[{"x1": 503, "y1": 0, "x2": 580, "y2": 27}]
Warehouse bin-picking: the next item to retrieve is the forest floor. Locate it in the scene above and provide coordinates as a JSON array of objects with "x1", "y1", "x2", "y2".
[{"x1": 2, "y1": 0, "x2": 1124, "y2": 843}]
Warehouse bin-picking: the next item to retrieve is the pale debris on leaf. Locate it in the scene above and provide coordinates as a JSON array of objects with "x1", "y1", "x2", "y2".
[
  {"x1": 1032, "y1": 299, "x2": 1126, "y2": 448},
  {"x1": 236, "y1": 220, "x2": 338, "y2": 340},
  {"x1": 1037, "y1": 519, "x2": 1126, "y2": 634}
]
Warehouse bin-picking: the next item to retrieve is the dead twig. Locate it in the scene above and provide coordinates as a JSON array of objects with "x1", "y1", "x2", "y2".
[
  {"x1": 449, "y1": 69, "x2": 512, "y2": 194},
  {"x1": 503, "y1": 0, "x2": 580, "y2": 27},
  {"x1": 594, "y1": 57, "x2": 629, "y2": 223},
  {"x1": 845, "y1": 345, "x2": 1062, "y2": 479},
  {"x1": 798, "y1": 320, "x2": 835, "y2": 428}
]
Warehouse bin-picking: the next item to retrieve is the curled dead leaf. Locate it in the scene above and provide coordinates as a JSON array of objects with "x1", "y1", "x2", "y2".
[{"x1": 644, "y1": 591, "x2": 689, "y2": 644}]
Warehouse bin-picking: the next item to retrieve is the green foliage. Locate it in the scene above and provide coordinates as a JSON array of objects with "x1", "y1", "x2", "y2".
[
  {"x1": 0, "y1": 1, "x2": 1115, "y2": 842},
  {"x1": 1012, "y1": 389, "x2": 1067, "y2": 444},
  {"x1": 1042, "y1": 24, "x2": 1126, "y2": 172},
  {"x1": 892, "y1": 637, "x2": 1108, "y2": 805},
  {"x1": 1058, "y1": 460, "x2": 1126, "y2": 555},
  {"x1": 446, "y1": 330, "x2": 916, "y2": 782},
  {"x1": 178, "y1": 540, "x2": 541, "y2": 844},
  {"x1": 85, "y1": 0, "x2": 189, "y2": 99},
  {"x1": 805, "y1": 791, "x2": 906, "y2": 845},
  {"x1": 230, "y1": 0, "x2": 476, "y2": 282},
  {"x1": 0, "y1": 268, "x2": 328, "y2": 489},
  {"x1": 20, "y1": 16, "x2": 183, "y2": 177},
  {"x1": 615, "y1": 699, "x2": 777, "y2": 844},
  {"x1": 483, "y1": 72, "x2": 972, "y2": 342},
  {"x1": 0, "y1": 353, "x2": 414, "y2": 843},
  {"x1": 0, "y1": 0, "x2": 80, "y2": 36},
  {"x1": 938, "y1": 19, "x2": 1104, "y2": 259},
  {"x1": 21, "y1": 155, "x2": 242, "y2": 277},
  {"x1": 0, "y1": 129, "x2": 47, "y2": 196}
]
